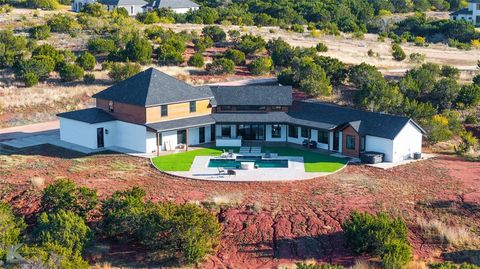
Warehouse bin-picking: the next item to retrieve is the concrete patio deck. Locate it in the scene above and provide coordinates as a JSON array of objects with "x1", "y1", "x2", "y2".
[{"x1": 167, "y1": 155, "x2": 334, "y2": 181}]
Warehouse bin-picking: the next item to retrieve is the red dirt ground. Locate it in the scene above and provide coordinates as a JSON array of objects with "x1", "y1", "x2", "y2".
[{"x1": 1, "y1": 144, "x2": 479, "y2": 268}]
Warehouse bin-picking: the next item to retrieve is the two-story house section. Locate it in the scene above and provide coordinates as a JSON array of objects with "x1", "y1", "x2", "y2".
[
  {"x1": 58, "y1": 67, "x2": 425, "y2": 163},
  {"x1": 450, "y1": 0, "x2": 480, "y2": 26}
]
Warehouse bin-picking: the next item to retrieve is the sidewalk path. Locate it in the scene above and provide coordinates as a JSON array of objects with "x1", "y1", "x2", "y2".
[{"x1": 0, "y1": 120, "x2": 59, "y2": 142}]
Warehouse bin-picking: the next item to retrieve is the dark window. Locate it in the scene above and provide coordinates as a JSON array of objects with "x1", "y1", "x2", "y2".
[
  {"x1": 271, "y1": 106, "x2": 283, "y2": 111},
  {"x1": 108, "y1": 101, "x2": 114, "y2": 112},
  {"x1": 271, "y1": 124, "x2": 282, "y2": 138},
  {"x1": 301, "y1": 127, "x2": 310, "y2": 138},
  {"x1": 189, "y1": 101, "x2": 196, "y2": 113},
  {"x1": 220, "y1": 106, "x2": 232, "y2": 111},
  {"x1": 346, "y1": 135, "x2": 356, "y2": 150},
  {"x1": 318, "y1": 130, "x2": 329, "y2": 144},
  {"x1": 177, "y1": 130, "x2": 187, "y2": 144},
  {"x1": 360, "y1": 136, "x2": 365, "y2": 151},
  {"x1": 236, "y1": 105, "x2": 266, "y2": 111},
  {"x1": 221, "y1": 125, "x2": 231, "y2": 137},
  {"x1": 161, "y1": 105, "x2": 168, "y2": 117},
  {"x1": 288, "y1": 125, "x2": 298, "y2": 138},
  {"x1": 199, "y1": 127, "x2": 205, "y2": 143}
]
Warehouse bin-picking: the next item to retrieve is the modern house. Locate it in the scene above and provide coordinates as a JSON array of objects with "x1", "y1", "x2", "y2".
[
  {"x1": 144, "y1": 0, "x2": 199, "y2": 13},
  {"x1": 450, "y1": 0, "x2": 480, "y2": 26},
  {"x1": 72, "y1": 0, "x2": 199, "y2": 15},
  {"x1": 57, "y1": 68, "x2": 425, "y2": 163}
]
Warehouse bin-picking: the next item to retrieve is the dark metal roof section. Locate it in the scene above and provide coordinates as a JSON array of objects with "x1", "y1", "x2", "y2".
[
  {"x1": 92, "y1": 68, "x2": 214, "y2": 107},
  {"x1": 146, "y1": 0, "x2": 199, "y2": 8},
  {"x1": 289, "y1": 101, "x2": 425, "y2": 139},
  {"x1": 210, "y1": 85, "x2": 292, "y2": 106},
  {"x1": 450, "y1": 8, "x2": 472, "y2": 15},
  {"x1": 146, "y1": 115, "x2": 215, "y2": 132},
  {"x1": 99, "y1": 0, "x2": 147, "y2": 5},
  {"x1": 57, "y1": 108, "x2": 116, "y2": 124}
]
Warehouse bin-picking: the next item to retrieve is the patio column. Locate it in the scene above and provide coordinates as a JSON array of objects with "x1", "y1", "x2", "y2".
[
  {"x1": 186, "y1": 128, "x2": 189, "y2": 151},
  {"x1": 156, "y1": 132, "x2": 160, "y2": 156}
]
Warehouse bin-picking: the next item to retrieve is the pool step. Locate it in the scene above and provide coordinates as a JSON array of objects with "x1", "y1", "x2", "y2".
[
  {"x1": 239, "y1": 147, "x2": 250, "y2": 154},
  {"x1": 250, "y1": 147, "x2": 261, "y2": 154}
]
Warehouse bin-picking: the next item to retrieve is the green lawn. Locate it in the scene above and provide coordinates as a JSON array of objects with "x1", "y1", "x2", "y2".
[
  {"x1": 151, "y1": 147, "x2": 239, "y2": 171},
  {"x1": 151, "y1": 146, "x2": 347, "y2": 173},
  {"x1": 261, "y1": 146, "x2": 348, "y2": 172}
]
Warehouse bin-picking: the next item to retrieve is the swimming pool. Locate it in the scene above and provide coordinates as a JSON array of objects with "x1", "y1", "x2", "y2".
[{"x1": 208, "y1": 157, "x2": 289, "y2": 168}]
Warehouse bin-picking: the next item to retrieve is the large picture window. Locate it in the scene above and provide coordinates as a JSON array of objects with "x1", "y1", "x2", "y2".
[
  {"x1": 346, "y1": 135, "x2": 356, "y2": 150},
  {"x1": 318, "y1": 130, "x2": 329, "y2": 144},
  {"x1": 301, "y1": 127, "x2": 310, "y2": 138},
  {"x1": 221, "y1": 125, "x2": 231, "y2": 137},
  {"x1": 288, "y1": 125, "x2": 298, "y2": 138},
  {"x1": 271, "y1": 124, "x2": 282, "y2": 138}
]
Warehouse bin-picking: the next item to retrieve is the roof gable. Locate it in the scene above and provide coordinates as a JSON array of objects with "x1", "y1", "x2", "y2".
[{"x1": 92, "y1": 68, "x2": 213, "y2": 107}]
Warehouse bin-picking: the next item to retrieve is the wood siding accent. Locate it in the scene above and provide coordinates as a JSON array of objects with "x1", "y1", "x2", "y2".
[
  {"x1": 146, "y1": 99, "x2": 212, "y2": 123},
  {"x1": 96, "y1": 99, "x2": 146, "y2": 124},
  {"x1": 342, "y1": 125, "x2": 360, "y2": 158}
]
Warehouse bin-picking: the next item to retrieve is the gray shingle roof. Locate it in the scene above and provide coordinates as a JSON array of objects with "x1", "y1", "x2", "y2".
[
  {"x1": 289, "y1": 101, "x2": 425, "y2": 139},
  {"x1": 450, "y1": 8, "x2": 472, "y2": 15},
  {"x1": 92, "y1": 68, "x2": 214, "y2": 107},
  {"x1": 146, "y1": 114, "x2": 214, "y2": 132},
  {"x1": 146, "y1": 0, "x2": 199, "y2": 9},
  {"x1": 212, "y1": 112, "x2": 291, "y2": 124},
  {"x1": 210, "y1": 86, "x2": 292, "y2": 106},
  {"x1": 99, "y1": 0, "x2": 147, "y2": 5},
  {"x1": 57, "y1": 108, "x2": 116, "y2": 124}
]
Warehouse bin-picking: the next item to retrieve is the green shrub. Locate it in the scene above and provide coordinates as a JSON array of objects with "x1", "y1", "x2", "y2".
[
  {"x1": 59, "y1": 64, "x2": 84, "y2": 82},
  {"x1": 32, "y1": 44, "x2": 64, "y2": 68},
  {"x1": 87, "y1": 38, "x2": 116, "y2": 54},
  {"x1": 188, "y1": 53, "x2": 205, "y2": 67},
  {"x1": 473, "y1": 74, "x2": 480, "y2": 86},
  {"x1": 316, "y1": 42, "x2": 328, "y2": 52},
  {"x1": 137, "y1": 202, "x2": 221, "y2": 265},
  {"x1": 23, "y1": 72, "x2": 39, "y2": 87},
  {"x1": 248, "y1": 57, "x2": 273, "y2": 75},
  {"x1": 27, "y1": 0, "x2": 60, "y2": 10},
  {"x1": 235, "y1": 34, "x2": 266, "y2": 55},
  {"x1": 202, "y1": 25, "x2": 226, "y2": 42},
  {"x1": 429, "y1": 262, "x2": 480, "y2": 269},
  {"x1": 47, "y1": 14, "x2": 79, "y2": 35},
  {"x1": 123, "y1": 36, "x2": 153, "y2": 64},
  {"x1": 0, "y1": 202, "x2": 26, "y2": 261},
  {"x1": 456, "y1": 130, "x2": 479, "y2": 154},
  {"x1": 224, "y1": 49, "x2": 246, "y2": 65},
  {"x1": 392, "y1": 43, "x2": 406, "y2": 61},
  {"x1": 41, "y1": 179, "x2": 98, "y2": 218},
  {"x1": 206, "y1": 58, "x2": 235, "y2": 75},
  {"x1": 193, "y1": 36, "x2": 213, "y2": 52},
  {"x1": 342, "y1": 211, "x2": 411, "y2": 268},
  {"x1": 33, "y1": 210, "x2": 91, "y2": 254},
  {"x1": 140, "y1": 11, "x2": 160, "y2": 24},
  {"x1": 29, "y1": 24, "x2": 51, "y2": 40},
  {"x1": 81, "y1": 2, "x2": 106, "y2": 16},
  {"x1": 381, "y1": 239, "x2": 412, "y2": 269},
  {"x1": 75, "y1": 52, "x2": 96, "y2": 71},
  {"x1": 457, "y1": 84, "x2": 480, "y2": 108},
  {"x1": 21, "y1": 242, "x2": 89, "y2": 269},
  {"x1": 15, "y1": 55, "x2": 56, "y2": 81},
  {"x1": 291, "y1": 24, "x2": 305, "y2": 33},
  {"x1": 101, "y1": 187, "x2": 146, "y2": 240},
  {"x1": 414, "y1": 36, "x2": 426, "y2": 46},
  {"x1": 83, "y1": 73, "x2": 95, "y2": 84},
  {"x1": 157, "y1": 44, "x2": 184, "y2": 66},
  {"x1": 441, "y1": 65, "x2": 460, "y2": 79},
  {"x1": 108, "y1": 62, "x2": 141, "y2": 81}
]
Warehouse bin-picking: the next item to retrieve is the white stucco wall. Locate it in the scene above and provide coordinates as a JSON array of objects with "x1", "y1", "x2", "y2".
[
  {"x1": 114, "y1": 121, "x2": 148, "y2": 152},
  {"x1": 171, "y1": 7, "x2": 198, "y2": 13},
  {"x1": 365, "y1": 135, "x2": 394, "y2": 162},
  {"x1": 59, "y1": 118, "x2": 116, "y2": 149},
  {"x1": 392, "y1": 121, "x2": 423, "y2": 162}
]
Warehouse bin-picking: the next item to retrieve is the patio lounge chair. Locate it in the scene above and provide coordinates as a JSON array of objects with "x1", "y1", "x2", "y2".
[
  {"x1": 218, "y1": 167, "x2": 226, "y2": 175},
  {"x1": 264, "y1": 151, "x2": 271, "y2": 158},
  {"x1": 228, "y1": 149, "x2": 234, "y2": 157},
  {"x1": 227, "y1": 169, "x2": 236, "y2": 177}
]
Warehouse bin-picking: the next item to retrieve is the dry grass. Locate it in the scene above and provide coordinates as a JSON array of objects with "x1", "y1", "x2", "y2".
[
  {"x1": 351, "y1": 260, "x2": 381, "y2": 269},
  {"x1": 405, "y1": 261, "x2": 428, "y2": 269},
  {"x1": 201, "y1": 192, "x2": 243, "y2": 210},
  {"x1": 417, "y1": 217, "x2": 477, "y2": 247},
  {"x1": 29, "y1": 177, "x2": 45, "y2": 189}
]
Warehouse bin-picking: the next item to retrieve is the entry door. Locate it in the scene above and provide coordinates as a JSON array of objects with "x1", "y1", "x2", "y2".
[
  {"x1": 333, "y1": 131, "x2": 339, "y2": 151},
  {"x1": 97, "y1": 128, "x2": 104, "y2": 148},
  {"x1": 199, "y1": 127, "x2": 205, "y2": 143},
  {"x1": 177, "y1": 130, "x2": 187, "y2": 144}
]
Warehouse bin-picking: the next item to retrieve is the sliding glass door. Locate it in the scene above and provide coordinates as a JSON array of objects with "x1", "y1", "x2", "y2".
[{"x1": 237, "y1": 124, "x2": 265, "y2": 140}]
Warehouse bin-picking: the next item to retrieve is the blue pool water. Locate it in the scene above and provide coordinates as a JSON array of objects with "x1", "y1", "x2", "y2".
[{"x1": 208, "y1": 157, "x2": 288, "y2": 168}]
